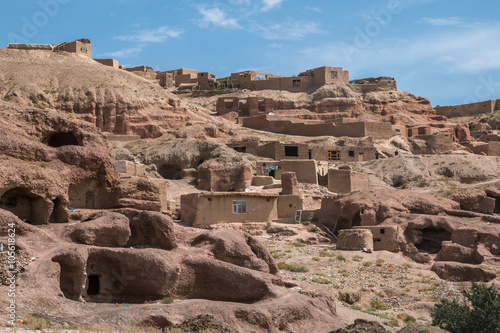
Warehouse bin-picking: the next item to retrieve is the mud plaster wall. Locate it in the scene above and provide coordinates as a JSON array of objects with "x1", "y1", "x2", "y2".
[
  {"x1": 435, "y1": 100, "x2": 496, "y2": 118},
  {"x1": 279, "y1": 160, "x2": 318, "y2": 184},
  {"x1": 181, "y1": 193, "x2": 278, "y2": 226},
  {"x1": 328, "y1": 169, "x2": 369, "y2": 193},
  {"x1": 94, "y1": 59, "x2": 119, "y2": 68},
  {"x1": 310, "y1": 146, "x2": 376, "y2": 162},
  {"x1": 488, "y1": 142, "x2": 500, "y2": 156},
  {"x1": 277, "y1": 195, "x2": 303, "y2": 218}
]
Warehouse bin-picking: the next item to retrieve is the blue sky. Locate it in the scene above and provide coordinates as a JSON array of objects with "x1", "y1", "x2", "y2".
[{"x1": 1, "y1": 0, "x2": 500, "y2": 106}]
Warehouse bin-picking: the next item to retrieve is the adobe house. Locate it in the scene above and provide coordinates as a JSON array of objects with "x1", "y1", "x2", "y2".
[
  {"x1": 241, "y1": 115, "x2": 395, "y2": 139},
  {"x1": 197, "y1": 72, "x2": 217, "y2": 90},
  {"x1": 309, "y1": 145, "x2": 376, "y2": 162},
  {"x1": 116, "y1": 160, "x2": 147, "y2": 177},
  {"x1": 216, "y1": 97, "x2": 274, "y2": 116},
  {"x1": 407, "y1": 126, "x2": 432, "y2": 137},
  {"x1": 469, "y1": 123, "x2": 491, "y2": 137},
  {"x1": 180, "y1": 192, "x2": 278, "y2": 227},
  {"x1": 435, "y1": 99, "x2": 499, "y2": 118},
  {"x1": 354, "y1": 226, "x2": 401, "y2": 252},
  {"x1": 164, "y1": 68, "x2": 199, "y2": 87},
  {"x1": 7, "y1": 38, "x2": 92, "y2": 58},
  {"x1": 228, "y1": 66, "x2": 349, "y2": 92},
  {"x1": 416, "y1": 133, "x2": 454, "y2": 154},
  {"x1": 328, "y1": 167, "x2": 370, "y2": 193},
  {"x1": 392, "y1": 125, "x2": 408, "y2": 137}
]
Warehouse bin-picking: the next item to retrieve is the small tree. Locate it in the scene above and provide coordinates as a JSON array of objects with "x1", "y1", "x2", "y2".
[{"x1": 432, "y1": 282, "x2": 500, "y2": 333}]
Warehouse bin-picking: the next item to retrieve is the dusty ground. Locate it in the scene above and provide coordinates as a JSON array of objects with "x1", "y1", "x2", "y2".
[{"x1": 256, "y1": 224, "x2": 499, "y2": 332}]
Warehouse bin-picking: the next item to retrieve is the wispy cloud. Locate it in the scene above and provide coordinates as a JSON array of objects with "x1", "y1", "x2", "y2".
[
  {"x1": 422, "y1": 17, "x2": 465, "y2": 26},
  {"x1": 101, "y1": 47, "x2": 143, "y2": 58},
  {"x1": 305, "y1": 6, "x2": 322, "y2": 13},
  {"x1": 197, "y1": 5, "x2": 241, "y2": 29},
  {"x1": 255, "y1": 20, "x2": 324, "y2": 40},
  {"x1": 116, "y1": 26, "x2": 184, "y2": 43},
  {"x1": 300, "y1": 23, "x2": 500, "y2": 74},
  {"x1": 262, "y1": 0, "x2": 284, "y2": 12}
]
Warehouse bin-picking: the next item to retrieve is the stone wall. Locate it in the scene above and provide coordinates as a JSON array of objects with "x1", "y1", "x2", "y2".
[
  {"x1": 354, "y1": 226, "x2": 400, "y2": 251},
  {"x1": 337, "y1": 229, "x2": 373, "y2": 252}
]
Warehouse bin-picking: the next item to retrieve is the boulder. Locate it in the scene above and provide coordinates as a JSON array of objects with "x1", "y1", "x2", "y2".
[
  {"x1": 67, "y1": 212, "x2": 131, "y2": 247},
  {"x1": 338, "y1": 290, "x2": 361, "y2": 304},
  {"x1": 191, "y1": 228, "x2": 278, "y2": 274},
  {"x1": 396, "y1": 325, "x2": 449, "y2": 333},
  {"x1": 431, "y1": 262, "x2": 497, "y2": 282},
  {"x1": 116, "y1": 209, "x2": 177, "y2": 250},
  {"x1": 435, "y1": 242, "x2": 480, "y2": 264},
  {"x1": 450, "y1": 190, "x2": 496, "y2": 214},
  {"x1": 451, "y1": 227, "x2": 478, "y2": 247}
]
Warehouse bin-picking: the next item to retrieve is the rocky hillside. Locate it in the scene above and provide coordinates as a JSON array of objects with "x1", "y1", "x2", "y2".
[{"x1": 0, "y1": 49, "x2": 189, "y2": 138}]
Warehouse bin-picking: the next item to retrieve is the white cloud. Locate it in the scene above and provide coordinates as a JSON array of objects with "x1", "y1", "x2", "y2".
[
  {"x1": 256, "y1": 20, "x2": 324, "y2": 40},
  {"x1": 262, "y1": 0, "x2": 284, "y2": 12},
  {"x1": 422, "y1": 17, "x2": 465, "y2": 26},
  {"x1": 300, "y1": 24, "x2": 500, "y2": 74},
  {"x1": 101, "y1": 47, "x2": 143, "y2": 58},
  {"x1": 197, "y1": 5, "x2": 241, "y2": 29},
  {"x1": 305, "y1": 6, "x2": 322, "y2": 13},
  {"x1": 116, "y1": 26, "x2": 184, "y2": 43}
]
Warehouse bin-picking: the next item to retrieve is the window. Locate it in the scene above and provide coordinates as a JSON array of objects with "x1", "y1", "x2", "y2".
[
  {"x1": 348, "y1": 151, "x2": 355, "y2": 157},
  {"x1": 285, "y1": 146, "x2": 299, "y2": 157},
  {"x1": 80, "y1": 47, "x2": 87, "y2": 54},
  {"x1": 233, "y1": 146, "x2": 246, "y2": 153},
  {"x1": 331, "y1": 71, "x2": 338, "y2": 80},
  {"x1": 395, "y1": 129, "x2": 401, "y2": 133},
  {"x1": 380, "y1": 228, "x2": 385, "y2": 234},
  {"x1": 232, "y1": 201, "x2": 247, "y2": 214},
  {"x1": 292, "y1": 79, "x2": 301, "y2": 88},
  {"x1": 328, "y1": 151, "x2": 340, "y2": 160}
]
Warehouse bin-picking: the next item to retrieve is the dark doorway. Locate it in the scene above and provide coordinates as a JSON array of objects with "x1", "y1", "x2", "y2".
[
  {"x1": 284, "y1": 146, "x2": 299, "y2": 157},
  {"x1": 87, "y1": 275, "x2": 100, "y2": 295},
  {"x1": 46, "y1": 132, "x2": 79, "y2": 147}
]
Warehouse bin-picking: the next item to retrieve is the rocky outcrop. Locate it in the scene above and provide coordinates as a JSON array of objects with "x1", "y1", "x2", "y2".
[
  {"x1": 197, "y1": 162, "x2": 252, "y2": 192},
  {"x1": 0, "y1": 103, "x2": 119, "y2": 224},
  {"x1": 67, "y1": 212, "x2": 131, "y2": 247},
  {"x1": 431, "y1": 262, "x2": 497, "y2": 282},
  {"x1": 191, "y1": 228, "x2": 278, "y2": 274},
  {"x1": 319, "y1": 187, "x2": 459, "y2": 230}
]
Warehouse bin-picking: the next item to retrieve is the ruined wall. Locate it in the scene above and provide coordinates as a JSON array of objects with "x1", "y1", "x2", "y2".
[
  {"x1": 180, "y1": 193, "x2": 278, "y2": 226},
  {"x1": 349, "y1": 77, "x2": 397, "y2": 93},
  {"x1": 337, "y1": 229, "x2": 373, "y2": 252},
  {"x1": 435, "y1": 100, "x2": 496, "y2": 118},
  {"x1": 94, "y1": 59, "x2": 119, "y2": 68},
  {"x1": 416, "y1": 133, "x2": 454, "y2": 153}
]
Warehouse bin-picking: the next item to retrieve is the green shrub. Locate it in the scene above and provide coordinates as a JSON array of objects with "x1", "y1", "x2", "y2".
[
  {"x1": 278, "y1": 262, "x2": 309, "y2": 272},
  {"x1": 308, "y1": 226, "x2": 320, "y2": 233},
  {"x1": 301, "y1": 220, "x2": 310, "y2": 226},
  {"x1": 162, "y1": 297, "x2": 174, "y2": 304},
  {"x1": 432, "y1": 282, "x2": 500, "y2": 333}
]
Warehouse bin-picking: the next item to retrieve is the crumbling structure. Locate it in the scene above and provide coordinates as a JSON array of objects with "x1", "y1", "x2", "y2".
[{"x1": 7, "y1": 38, "x2": 92, "y2": 58}]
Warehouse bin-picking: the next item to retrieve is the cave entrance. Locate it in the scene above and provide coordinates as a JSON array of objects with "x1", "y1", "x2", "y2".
[
  {"x1": 0, "y1": 188, "x2": 48, "y2": 225},
  {"x1": 158, "y1": 164, "x2": 182, "y2": 180},
  {"x1": 87, "y1": 275, "x2": 100, "y2": 296},
  {"x1": 414, "y1": 227, "x2": 451, "y2": 254},
  {"x1": 46, "y1": 132, "x2": 79, "y2": 147}
]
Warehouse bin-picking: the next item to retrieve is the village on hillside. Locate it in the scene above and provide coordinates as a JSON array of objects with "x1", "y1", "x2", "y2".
[{"x1": 0, "y1": 38, "x2": 499, "y2": 332}]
